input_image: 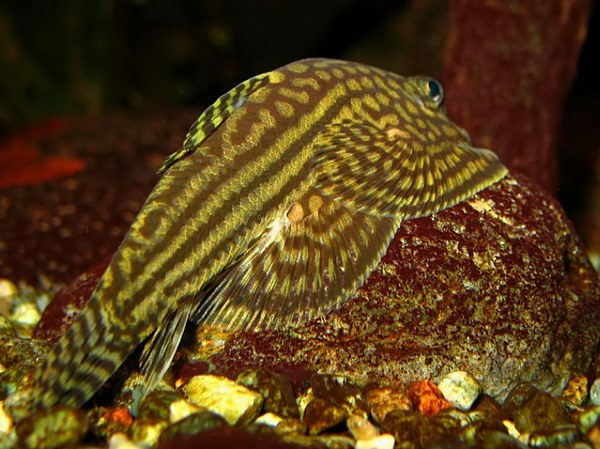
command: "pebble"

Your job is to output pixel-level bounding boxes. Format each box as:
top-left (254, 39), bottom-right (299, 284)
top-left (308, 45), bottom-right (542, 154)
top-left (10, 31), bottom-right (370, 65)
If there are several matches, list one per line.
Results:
top-left (138, 389), bottom-right (184, 421)
top-left (236, 367), bottom-right (299, 418)
top-left (0, 280), bottom-right (17, 316)
top-left (347, 414), bottom-right (379, 440)
top-left (528, 425), bottom-right (578, 448)
top-left (502, 382), bottom-right (540, 419)
top-left (437, 370), bottom-right (482, 411)
top-left (311, 374), bottom-right (368, 418)
top-left (88, 406), bottom-right (134, 439)
top-left (108, 432), bottom-right (143, 449)
top-left (355, 434), bottom-right (395, 449)
top-left (129, 419), bottom-right (168, 447)
top-left (406, 380), bottom-right (452, 416)
top-left (363, 386), bottom-right (412, 424)
top-left (304, 397), bottom-right (349, 435)
top-left (562, 373), bottom-right (588, 406)
top-left (0, 401), bottom-right (12, 434)
top-left (283, 434), bottom-right (329, 448)
top-left (169, 399), bottom-right (204, 423)
top-left (577, 405), bottom-right (600, 433)
top-left (381, 409), bottom-right (447, 448)
top-left (275, 416), bottom-right (306, 435)
top-left (513, 391), bottom-right (571, 433)
top-left (183, 374), bottom-right (263, 425)
top-left (254, 412), bottom-right (283, 428)
top-left (469, 394), bottom-right (504, 421)
top-left (297, 387), bottom-right (314, 420)
top-left (15, 405), bottom-right (88, 449)
top-left (589, 378), bottom-right (600, 406)
top-left (158, 409), bottom-right (227, 444)
top-left (314, 434), bottom-right (355, 449)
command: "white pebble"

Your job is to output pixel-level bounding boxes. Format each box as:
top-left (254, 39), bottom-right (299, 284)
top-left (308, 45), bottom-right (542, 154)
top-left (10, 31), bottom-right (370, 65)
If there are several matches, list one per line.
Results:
top-left (438, 371), bottom-right (482, 410)
top-left (355, 434), bottom-right (395, 449)
top-left (108, 433), bottom-right (143, 449)
top-left (589, 378), bottom-right (600, 405)
top-left (255, 412), bottom-right (284, 428)
top-left (347, 414), bottom-right (379, 440)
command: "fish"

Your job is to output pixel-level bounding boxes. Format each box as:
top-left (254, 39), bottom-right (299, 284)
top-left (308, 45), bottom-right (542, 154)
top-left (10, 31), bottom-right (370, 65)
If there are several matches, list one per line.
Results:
top-left (28, 58), bottom-right (508, 409)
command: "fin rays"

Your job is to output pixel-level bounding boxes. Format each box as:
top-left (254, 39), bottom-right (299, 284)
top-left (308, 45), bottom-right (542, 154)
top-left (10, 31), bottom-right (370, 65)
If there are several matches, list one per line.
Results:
top-left (191, 190), bottom-right (400, 332)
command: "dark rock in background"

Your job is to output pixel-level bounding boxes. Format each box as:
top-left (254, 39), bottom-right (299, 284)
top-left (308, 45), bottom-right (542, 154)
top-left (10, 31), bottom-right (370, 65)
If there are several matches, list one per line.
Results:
top-left (0, 111), bottom-right (199, 287)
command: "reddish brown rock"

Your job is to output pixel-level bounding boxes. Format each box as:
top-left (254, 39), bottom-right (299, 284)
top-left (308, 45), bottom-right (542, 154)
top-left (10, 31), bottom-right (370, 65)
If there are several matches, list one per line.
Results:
top-left (207, 172), bottom-right (600, 401)
top-left (443, 0), bottom-right (593, 192)
top-left (405, 380), bottom-right (452, 417)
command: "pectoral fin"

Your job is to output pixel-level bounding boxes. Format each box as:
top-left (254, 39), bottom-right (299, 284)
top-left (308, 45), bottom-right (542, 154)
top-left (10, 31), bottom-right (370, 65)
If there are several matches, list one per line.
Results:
top-left (191, 188), bottom-right (401, 331)
top-left (312, 120), bottom-right (508, 218)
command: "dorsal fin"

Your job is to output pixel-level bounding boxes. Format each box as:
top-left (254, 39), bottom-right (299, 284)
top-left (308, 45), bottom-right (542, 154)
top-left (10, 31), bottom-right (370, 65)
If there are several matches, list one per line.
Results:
top-left (158, 72), bottom-right (271, 174)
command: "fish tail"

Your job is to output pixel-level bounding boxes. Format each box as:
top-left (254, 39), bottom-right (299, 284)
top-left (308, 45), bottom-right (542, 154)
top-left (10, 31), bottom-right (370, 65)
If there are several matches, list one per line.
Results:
top-left (34, 292), bottom-right (145, 408)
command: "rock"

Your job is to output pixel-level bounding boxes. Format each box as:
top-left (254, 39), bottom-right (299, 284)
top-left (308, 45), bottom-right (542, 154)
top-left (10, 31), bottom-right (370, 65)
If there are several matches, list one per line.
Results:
top-left (158, 410), bottom-right (227, 445)
top-left (32, 257), bottom-right (110, 343)
top-left (310, 375), bottom-right (368, 418)
top-left (0, 112), bottom-right (200, 287)
top-left (88, 406), bottom-right (134, 441)
top-left (108, 432), bottom-right (144, 449)
top-left (406, 380), bottom-right (452, 416)
top-left (236, 368), bottom-right (299, 418)
top-left (363, 385), bottom-right (412, 425)
top-left (314, 434), bottom-right (355, 449)
top-left (512, 391), bottom-right (571, 434)
top-left (561, 373), bottom-right (588, 406)
top-left (138, 389), bottom-right (184, 421)
top-left (255, 412), bottom-right (284, 428)
top-left (130, 419), bottom-right (169, 448)
top-left (0, 401), bottom-right (13, 434)
top-left (182, 375), bottom-right (263, 425)
top-left (355, 434), bottom-right (395, 449)
top-left (276, 417), bottom-right (306, 435)
top-left (303, 398), bottom-right (348, 435)
top-left (208, 173), bottom-right (600, 401)
top-left (437, 371), bottom-right (482, 411)
top-left (589, 378), bottom-right (600, 406)
top-left (502, 382), bottom-right (541, 419)
top-left (347, 414), bottom-right (379, 440)
top-left (577, 406), bottom-right (600, 434)
top-left (381, 410), bottom-right (449, 449)
top-left (469, 394), bottom-right (504, 421)
top-left (15, 405), bottom-right (88, 449)
top-left (169, 399), bottom-right (204, 423)
top-left (528, 425), bottom-right (578, 448)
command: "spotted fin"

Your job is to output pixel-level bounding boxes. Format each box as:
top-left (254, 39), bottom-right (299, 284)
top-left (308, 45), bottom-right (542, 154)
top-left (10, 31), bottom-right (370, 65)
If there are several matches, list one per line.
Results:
top-left (313, 120), bottom-right (508, 219)
top-left (158, 72), bottom-right (271, 174)
top-left (191, 187), bottom-right (401, 331)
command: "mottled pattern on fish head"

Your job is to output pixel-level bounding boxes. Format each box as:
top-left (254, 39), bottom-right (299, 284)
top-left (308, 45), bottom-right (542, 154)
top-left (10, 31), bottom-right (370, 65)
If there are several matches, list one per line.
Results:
top-left (280, 60), bottom-right (508, 219)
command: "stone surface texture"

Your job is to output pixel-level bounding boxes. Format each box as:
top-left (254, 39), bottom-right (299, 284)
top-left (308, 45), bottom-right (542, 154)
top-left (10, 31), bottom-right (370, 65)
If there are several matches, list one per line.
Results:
top-left (207, 173), bottom-right (600, 401)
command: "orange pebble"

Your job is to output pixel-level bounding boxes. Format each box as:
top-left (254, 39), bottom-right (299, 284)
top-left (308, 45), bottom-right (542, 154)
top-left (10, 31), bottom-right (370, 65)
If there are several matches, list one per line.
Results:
top-left (406, 380), bottom-right (453, 416)
top-left (103, 407), bottom-right (134, 428)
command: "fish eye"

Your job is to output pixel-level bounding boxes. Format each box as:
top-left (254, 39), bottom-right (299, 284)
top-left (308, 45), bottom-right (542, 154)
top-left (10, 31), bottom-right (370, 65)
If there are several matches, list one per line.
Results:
top-left (426, 79), bottom-right (444, 107)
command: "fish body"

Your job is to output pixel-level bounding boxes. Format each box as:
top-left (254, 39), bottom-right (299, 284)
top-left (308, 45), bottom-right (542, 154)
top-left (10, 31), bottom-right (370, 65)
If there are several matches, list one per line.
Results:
top-left (30, 59), bottom-right (507, 408)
